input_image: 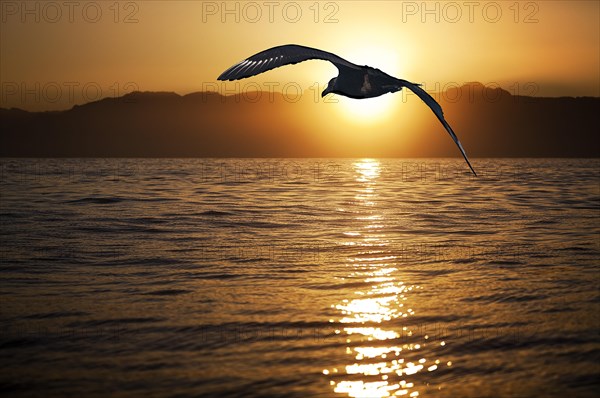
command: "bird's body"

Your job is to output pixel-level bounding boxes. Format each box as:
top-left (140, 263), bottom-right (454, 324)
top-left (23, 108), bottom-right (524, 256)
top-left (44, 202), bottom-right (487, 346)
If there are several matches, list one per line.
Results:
top-left (218, 44), bottom-right (477, 175)
top-left (330, 67), bottom-right (401, 99)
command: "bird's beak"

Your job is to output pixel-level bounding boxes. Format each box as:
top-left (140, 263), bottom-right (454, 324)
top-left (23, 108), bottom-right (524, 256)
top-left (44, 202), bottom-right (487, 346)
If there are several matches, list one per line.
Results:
top-left (321, 88), bottom-right (330, 98)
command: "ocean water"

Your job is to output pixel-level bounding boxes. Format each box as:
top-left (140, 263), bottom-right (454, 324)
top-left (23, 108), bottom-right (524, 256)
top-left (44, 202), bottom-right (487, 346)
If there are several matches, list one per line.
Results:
top-left (0, 158), bottom-right (598, 398)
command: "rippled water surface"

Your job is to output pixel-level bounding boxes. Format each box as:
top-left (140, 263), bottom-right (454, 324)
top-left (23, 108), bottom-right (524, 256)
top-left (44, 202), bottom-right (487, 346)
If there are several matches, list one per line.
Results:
top-left (1, 158), bottom-right (599, 397)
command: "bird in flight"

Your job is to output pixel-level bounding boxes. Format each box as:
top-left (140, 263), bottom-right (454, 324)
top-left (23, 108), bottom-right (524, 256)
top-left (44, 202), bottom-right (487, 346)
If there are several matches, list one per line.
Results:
top-left (218, 44), bottom-right (476, 176)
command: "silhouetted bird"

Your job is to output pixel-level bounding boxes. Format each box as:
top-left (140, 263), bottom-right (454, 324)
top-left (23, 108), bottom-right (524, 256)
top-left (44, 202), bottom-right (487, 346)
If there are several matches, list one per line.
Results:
top-left (218, 44), bottom-right (476, 176)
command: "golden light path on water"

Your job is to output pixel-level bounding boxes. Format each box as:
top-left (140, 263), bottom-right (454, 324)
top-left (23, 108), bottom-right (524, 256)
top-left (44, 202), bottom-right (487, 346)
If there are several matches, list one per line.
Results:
top-left (323, 159), bottom-right (451, 397)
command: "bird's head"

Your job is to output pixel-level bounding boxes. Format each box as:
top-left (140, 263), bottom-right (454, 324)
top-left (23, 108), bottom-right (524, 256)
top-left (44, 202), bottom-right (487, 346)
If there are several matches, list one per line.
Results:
top-left (321, 77), bottom-right (337, 97)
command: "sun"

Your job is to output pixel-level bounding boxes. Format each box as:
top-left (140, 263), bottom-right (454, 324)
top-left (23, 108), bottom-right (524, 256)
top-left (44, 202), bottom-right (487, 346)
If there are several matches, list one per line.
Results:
top-left (334, 94), bottom-right (397, 123)
top-left (331, 46), bottom-right (402, 123)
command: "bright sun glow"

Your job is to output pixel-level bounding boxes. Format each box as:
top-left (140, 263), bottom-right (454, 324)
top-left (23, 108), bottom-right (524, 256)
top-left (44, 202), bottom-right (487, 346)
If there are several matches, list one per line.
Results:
top-left (336, 95), bottom-right (397, 123)
top-left (334, 46), bottom-right (402, 123)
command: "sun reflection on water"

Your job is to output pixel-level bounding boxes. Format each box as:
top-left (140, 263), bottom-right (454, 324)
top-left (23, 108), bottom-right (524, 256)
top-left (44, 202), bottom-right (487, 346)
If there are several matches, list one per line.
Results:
top-left (324, 159), bottom-right (450, 398)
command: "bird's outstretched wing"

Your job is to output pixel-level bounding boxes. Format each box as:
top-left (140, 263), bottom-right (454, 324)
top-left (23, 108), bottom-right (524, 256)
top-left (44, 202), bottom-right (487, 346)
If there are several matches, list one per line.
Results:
top-left (398, 79), bottom-right (477, 176)
top-left (218, 44), bottom-right (359, 81)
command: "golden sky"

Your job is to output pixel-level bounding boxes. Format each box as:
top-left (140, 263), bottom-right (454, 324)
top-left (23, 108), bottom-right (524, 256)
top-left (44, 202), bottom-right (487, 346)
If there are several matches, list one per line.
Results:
top-left (1, 1), bottom-right (599, 111)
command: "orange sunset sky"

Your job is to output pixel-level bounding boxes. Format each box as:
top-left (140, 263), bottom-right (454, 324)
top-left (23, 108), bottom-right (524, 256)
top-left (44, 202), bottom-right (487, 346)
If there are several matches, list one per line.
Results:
top-left (1, 0), bottom-right (599, 112)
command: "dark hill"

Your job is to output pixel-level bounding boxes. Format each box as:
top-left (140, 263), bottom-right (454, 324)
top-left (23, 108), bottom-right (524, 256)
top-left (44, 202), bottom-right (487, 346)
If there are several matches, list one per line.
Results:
top-left (1, 85), bottom-right (598, 157)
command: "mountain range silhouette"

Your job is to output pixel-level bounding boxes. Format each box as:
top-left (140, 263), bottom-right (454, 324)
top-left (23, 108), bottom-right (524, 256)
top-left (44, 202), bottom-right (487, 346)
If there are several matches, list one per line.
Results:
top-left (1, 82), bottom-right (598, 157)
